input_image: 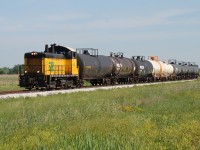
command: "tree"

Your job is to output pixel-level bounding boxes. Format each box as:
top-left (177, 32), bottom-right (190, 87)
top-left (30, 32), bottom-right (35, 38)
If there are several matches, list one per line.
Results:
top-left (0, 65), bottom-right (19, 74)
top-left (0, 69), bottom-right (4, 74)
top-left (8, 65), bottom-right (18, 74)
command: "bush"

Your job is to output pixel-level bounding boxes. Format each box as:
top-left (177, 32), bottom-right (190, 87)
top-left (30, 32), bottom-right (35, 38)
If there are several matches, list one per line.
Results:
top-left (0, 65), bottom-right (18, 74)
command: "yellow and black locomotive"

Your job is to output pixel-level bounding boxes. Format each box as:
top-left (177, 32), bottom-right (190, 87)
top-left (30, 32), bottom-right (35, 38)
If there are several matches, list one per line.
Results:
top-left (19, 44), bottom-right (79, 90)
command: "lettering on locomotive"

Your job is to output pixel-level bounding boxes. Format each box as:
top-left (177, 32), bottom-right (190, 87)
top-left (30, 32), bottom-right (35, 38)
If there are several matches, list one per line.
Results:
top-left (48, 62), bottom-right (54, 71)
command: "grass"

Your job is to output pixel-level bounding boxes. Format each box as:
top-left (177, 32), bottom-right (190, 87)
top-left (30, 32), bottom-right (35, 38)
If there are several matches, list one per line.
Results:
top-left (0, 74), bottom-right (21, 91)
top-left (0, 79), bottom-right (200, 149)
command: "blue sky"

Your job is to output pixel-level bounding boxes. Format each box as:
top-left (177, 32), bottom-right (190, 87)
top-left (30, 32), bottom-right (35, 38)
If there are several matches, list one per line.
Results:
top-left (0, 0), bottom-right (200, 67)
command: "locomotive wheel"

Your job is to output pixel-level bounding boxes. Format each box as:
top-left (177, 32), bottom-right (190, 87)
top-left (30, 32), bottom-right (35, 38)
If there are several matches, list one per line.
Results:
top-left (28, 86), bottom-right (32, 90)
top-left (135, 79), bottom-right (139, 84)
top-left (46, 85), bottom-right (51, 91)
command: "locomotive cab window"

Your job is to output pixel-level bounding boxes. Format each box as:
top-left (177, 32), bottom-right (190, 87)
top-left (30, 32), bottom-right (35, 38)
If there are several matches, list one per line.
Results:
top-left (65, 51), bottom-right (72, 58)
top-left (72, 52), bottom-right (77, 58)
top-left (64, 51), bottom-right (77, 59)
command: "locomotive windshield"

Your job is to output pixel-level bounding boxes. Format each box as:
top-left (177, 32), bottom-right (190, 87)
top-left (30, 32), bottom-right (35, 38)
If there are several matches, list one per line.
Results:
top-left (45, 44), bottom-right (77, 59)
top-left (24, 57), bottom-right (42, 74)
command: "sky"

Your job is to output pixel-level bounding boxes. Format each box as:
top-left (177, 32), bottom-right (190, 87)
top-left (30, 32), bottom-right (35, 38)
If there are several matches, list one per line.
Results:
top-left (0, 0), bottom-right (200, 67)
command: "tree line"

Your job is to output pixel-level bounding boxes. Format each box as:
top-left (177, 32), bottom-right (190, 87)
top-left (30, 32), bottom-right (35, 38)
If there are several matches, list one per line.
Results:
top-left (0, 65), bottom-right (18, 74)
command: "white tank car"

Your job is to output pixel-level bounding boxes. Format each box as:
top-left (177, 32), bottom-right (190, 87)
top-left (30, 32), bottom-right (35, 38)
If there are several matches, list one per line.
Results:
top-left (161, 61), bottom-right (174, 78)
top-left (147, 56), bottom-right (161, 78)
top-left (148, 56), bottom-right (174, 80)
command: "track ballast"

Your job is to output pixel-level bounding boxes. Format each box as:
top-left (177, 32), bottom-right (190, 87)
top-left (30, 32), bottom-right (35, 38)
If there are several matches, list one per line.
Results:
top-left (0, 80), bottom-right (195, 100)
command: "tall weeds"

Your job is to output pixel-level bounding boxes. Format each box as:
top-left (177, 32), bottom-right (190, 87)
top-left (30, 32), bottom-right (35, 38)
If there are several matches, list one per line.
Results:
top-left (0, 80), bottom-right (200, 149)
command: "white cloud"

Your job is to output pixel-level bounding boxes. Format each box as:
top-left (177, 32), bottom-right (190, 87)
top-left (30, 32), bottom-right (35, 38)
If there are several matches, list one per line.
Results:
top-left (0, 8), bottom-right (199, 33)
top-left (74, 9), bottom-right (198, 30)
top-left (156, 9), bottom-right (198, 19)
top-left (47, 8), bottom-right (198, 31)
top-left (46, 14), bottom-right (91, 21)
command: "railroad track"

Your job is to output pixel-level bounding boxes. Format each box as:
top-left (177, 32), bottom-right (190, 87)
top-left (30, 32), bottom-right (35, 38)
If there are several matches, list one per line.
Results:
top-left (0, 90), bottom-right (34, 95)
top-left (0, 80), bottom-right (196, 100)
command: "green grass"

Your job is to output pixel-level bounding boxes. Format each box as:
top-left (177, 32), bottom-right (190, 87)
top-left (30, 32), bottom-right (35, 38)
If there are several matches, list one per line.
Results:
top-left (0, 75), bottom-right (21, 91)
top-left (0, 80), bottom-right (200, 149)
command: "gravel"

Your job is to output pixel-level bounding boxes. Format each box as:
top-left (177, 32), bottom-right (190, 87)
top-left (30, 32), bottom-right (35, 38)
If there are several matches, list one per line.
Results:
top-left (0, 80), bottom-right (194, 100)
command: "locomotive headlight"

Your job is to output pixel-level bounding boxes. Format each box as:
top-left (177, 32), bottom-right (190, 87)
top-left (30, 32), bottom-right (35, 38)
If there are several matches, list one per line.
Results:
top-left (25, 71), bottom-right (27, 73)
top-left (37, 71), bottom-right (40, 73)
top-left (31, 52), bottom-right (37, 55)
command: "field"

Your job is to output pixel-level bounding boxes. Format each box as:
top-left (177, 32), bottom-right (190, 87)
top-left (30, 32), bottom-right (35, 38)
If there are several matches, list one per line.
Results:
top-left (0, 78), bottom-right (200, 149)
top-left (0, 75), bottom-right (21, 91)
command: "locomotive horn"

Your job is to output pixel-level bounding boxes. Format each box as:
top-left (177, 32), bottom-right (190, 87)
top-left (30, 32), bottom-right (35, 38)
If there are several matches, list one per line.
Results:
top-left (45, 44), bottom-right (49, 53)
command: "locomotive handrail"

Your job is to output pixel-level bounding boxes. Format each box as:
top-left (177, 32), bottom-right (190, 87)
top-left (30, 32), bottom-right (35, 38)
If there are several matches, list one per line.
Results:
top-left (18, 65), bottom-right (73, 75)
top-left (46, 65), bottom-right (72, 75)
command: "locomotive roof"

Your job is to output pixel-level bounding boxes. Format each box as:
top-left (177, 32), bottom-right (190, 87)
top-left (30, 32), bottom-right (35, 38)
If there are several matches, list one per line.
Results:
top-left (24, 52), bottom-right (66, 59)
top-left (52, 45), bottom-right (76, 52)
top-left (24, 45), bottom-right (76, 59)
top-left (45, 45), bottom-right (76, 53)
top-left (65, 46), bottom-right (76, 52)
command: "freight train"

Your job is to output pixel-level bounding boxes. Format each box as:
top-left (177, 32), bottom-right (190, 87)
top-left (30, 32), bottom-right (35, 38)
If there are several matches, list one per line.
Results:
top-left (19, 44), bottom-right (199, 90)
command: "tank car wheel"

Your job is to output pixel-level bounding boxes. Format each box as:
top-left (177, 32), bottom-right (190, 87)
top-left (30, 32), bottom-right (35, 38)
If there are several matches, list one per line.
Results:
top-left (104, 79), bottom-right (111, 86)
top-left (46, 85), bottom-right (51, 91)
top-left (135, 79), bottom-right (139, 84)
top-left (63, 85), bottom-right (69, 89)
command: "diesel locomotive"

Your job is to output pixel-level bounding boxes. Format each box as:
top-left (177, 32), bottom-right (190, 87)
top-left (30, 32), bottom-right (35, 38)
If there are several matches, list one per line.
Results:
top-left (19, 44), bottom-right (199, 90)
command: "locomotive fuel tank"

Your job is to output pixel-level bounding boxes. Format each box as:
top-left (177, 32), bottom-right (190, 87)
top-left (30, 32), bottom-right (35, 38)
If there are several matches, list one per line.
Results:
top-left (109, 52), bottom-right (135, 77)
top-left (132, 56), bottom-right (153, 77)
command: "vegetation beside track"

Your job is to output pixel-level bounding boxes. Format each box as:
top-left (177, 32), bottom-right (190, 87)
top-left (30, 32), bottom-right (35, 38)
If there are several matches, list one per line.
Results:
top-left (0, 79), bottom-right (200, 149)
top-left (0, 75), bottom-right (21, 91)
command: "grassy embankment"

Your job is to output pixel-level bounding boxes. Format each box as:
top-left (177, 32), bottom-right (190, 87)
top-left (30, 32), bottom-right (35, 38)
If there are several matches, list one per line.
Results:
top-left (0, 79), bottom-right (200, 149)
top-left (0, 75), bottom-right (21, 91)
